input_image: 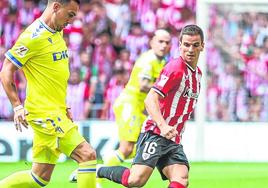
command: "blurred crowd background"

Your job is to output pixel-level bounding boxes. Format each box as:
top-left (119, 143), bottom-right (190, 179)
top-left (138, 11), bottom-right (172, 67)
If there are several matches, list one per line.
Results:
top-left (0, 0), bottom-right (267, 122)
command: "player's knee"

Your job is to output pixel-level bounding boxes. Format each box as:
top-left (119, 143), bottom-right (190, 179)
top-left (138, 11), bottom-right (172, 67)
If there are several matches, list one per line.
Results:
top-left (119, 142), bottom-right (135, 157)
top-left (181, 175), bottom-right (189, 187)
top-left (128, 174), bottom-right (147, 187)
top-left (121, 147), bottom-right (133, 157)
top-left (183, 178), bottom-right (189, 187)
top-left (73, 142), bottom-right (96, 162)
top-left (81, 148), bottom-right (96, 162)
top-left (171, 177), bottom-right (188, 188)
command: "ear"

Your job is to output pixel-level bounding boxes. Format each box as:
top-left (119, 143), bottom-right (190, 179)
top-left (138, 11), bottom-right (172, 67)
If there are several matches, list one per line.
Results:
top-left (52, 2), bottom-right (61, 13)
top-left (200, 42), bottom-right (205, 51)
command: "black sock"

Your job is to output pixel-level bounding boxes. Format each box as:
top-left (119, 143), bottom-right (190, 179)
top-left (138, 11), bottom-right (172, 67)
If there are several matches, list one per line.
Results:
top-left (97, 166), bottom-right (128, 184)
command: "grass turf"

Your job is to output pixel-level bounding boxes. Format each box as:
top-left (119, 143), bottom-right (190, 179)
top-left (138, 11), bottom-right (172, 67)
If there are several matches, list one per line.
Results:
top-left (1, 161), bottom-right (268, 188)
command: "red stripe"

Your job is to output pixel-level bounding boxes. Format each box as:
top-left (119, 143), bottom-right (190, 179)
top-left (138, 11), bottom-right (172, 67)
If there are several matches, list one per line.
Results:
top-left (168, 181), bottom-right (185, 188)
top-left (121, 169), bottom-right (130, 187)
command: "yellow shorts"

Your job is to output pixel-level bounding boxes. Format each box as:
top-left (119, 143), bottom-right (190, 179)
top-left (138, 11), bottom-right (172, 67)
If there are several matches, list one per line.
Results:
top-left (113, 95), bottom-right (146, 142)
top-left (29, 114), bottom-right (85, 164)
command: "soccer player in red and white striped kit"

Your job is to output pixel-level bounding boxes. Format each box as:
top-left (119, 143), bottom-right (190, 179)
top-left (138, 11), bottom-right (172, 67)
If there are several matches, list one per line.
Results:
top-left (97, 24), bottom-right (204, 188)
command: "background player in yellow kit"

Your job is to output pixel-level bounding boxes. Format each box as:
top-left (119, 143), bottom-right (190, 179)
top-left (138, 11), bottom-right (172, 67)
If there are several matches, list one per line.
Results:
top-left (0, 0), bottom-right (96, 187)
top-left (109, 29), bottom-right (171, 166)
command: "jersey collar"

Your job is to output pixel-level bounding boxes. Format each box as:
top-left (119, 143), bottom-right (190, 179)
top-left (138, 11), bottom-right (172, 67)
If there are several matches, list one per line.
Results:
top-left (38, 19), bottom-right (56, 34)
top-left (180, 56), bottom-right (196, 72)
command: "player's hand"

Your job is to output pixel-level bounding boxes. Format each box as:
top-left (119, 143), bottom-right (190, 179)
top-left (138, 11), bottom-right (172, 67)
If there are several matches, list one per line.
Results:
top-left (160, 125), bottom-right (178, 140)
top-left (13, 105), bottom-right (29, 132)
top-left (66, 107), bottom-right (73, 122)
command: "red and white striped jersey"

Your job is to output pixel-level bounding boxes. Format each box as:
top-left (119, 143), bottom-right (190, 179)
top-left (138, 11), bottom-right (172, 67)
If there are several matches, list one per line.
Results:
top-left (141, 56), bottom-right (202, 144)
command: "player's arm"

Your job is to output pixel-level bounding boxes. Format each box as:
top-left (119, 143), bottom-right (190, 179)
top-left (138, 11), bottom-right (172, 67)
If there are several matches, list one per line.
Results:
top-left (139, 76), bottom-right (153, 93)
top-left (0, 58), bottom-right (28, 131)
top-left (144, 89), bottom-right (177, 139)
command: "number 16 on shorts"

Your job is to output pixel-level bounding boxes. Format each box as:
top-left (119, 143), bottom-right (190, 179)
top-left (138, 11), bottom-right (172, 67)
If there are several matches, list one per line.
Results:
top-left (142, 142), bottom-right (157, 160)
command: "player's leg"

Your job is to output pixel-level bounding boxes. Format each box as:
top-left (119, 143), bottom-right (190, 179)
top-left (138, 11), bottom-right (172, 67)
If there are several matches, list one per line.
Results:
top-left (71, 142), bottom-right (97, 188)
top-left (59, 126), bottom-right (96, 188)
top-left (98, 132), bottom-right (159, 187)
top-left (97, 164), bottom-right (153, 187)
top-left (157, 143), bottom-right (189, 188)
top-left (103, 140), bottom-right (135, 166)
top-left (0, 165), bottom-right (51, 188)
top-left (163, 164), bottom-right (189, 188)
top-left (0, 121), bottom-right (59, 188)
top-left (104, 98), bottom-right (144, 165)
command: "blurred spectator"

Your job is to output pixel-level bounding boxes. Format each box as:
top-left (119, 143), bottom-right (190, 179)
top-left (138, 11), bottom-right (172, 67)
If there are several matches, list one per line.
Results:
top-left (2, 6), bottom-right (21, 48)
top-left (89, 72), bottom-right (106, 118)
top-left (92, 31), bottom-right (117, 81)
top-left (125, 23), bottom-right (149, 61)
top-left (206, 74), bottom-right (221, 121)
top-left (79, 50), bottom-right (92, 83)
top-left (0, 45), bottom-right (13, 120)
top-left (100, 65), bottom-right (127, 120)
top-left (19, 0), bottom-right (41, 28)
top-left (0, 82), bottom-right (13, 120)
top-left (104, 0), bottom-right (131, 39)
top-left (114, 49), bottom-right (132, 77)
top-left (67, 68), bottom-right (91, 121)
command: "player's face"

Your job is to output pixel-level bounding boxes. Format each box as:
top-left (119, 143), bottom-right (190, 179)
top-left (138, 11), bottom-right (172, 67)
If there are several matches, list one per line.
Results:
top-left (53, 1), bottom-right (79, 31)
top-left (179, 34), bottom-right (204, 65)
top-left (151, 35), bottom-right (171, 58)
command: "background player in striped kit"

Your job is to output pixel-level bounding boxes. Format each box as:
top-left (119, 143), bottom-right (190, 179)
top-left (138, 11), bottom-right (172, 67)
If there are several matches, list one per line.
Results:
top-left (97, 24), bottom-right (204, 188)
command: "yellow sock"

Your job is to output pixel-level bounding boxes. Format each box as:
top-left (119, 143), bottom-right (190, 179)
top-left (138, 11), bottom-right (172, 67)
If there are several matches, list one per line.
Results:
top-left (104, 150), bottom-right (125, 166)
top-left (0, 170), bottom-right (48, 188)
top-left (77, 160), bottom-right (96, 188)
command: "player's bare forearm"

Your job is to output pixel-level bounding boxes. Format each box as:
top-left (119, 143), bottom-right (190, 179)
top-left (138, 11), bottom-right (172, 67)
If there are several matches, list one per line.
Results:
top-left (144, 89), bottom-right (166, 127)
top-left (145, 89), bottom-right (177, 139)
top-left (0, 58), bottom-right (21, 107)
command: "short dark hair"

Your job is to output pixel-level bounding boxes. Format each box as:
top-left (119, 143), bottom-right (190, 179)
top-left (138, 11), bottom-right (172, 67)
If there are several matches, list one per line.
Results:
top-left (179, 25), bottom-right (204, 43)
top-left (48, 0), bottom-right (80, 5)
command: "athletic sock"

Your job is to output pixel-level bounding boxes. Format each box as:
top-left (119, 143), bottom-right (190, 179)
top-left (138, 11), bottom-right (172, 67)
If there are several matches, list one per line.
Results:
top-left (103, 149), bottom-right (125, 166)
top-left (0, 170), bottom-right (48, 188)
top-left (77, 160), bottom-right (96, 188)
top-left (168, 181), bottom-right (186, 188)
top-left (97, 166), bottom-right (130, 187)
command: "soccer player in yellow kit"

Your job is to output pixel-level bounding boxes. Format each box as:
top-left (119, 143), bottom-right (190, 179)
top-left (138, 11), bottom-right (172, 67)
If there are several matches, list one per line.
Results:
top-left (110, 29), bottom-right (171, 165)
top-left (0, 1), bottom-right (96, 188)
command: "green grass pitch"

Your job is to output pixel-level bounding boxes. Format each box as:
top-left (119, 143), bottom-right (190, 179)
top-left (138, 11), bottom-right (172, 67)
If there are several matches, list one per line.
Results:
top-left (1, 161), bottom-right (268, 188)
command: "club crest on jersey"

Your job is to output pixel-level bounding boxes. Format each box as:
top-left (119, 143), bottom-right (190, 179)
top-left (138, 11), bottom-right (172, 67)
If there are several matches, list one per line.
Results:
top-left (142, 153), bottom-right (150, 160)
top-left (15, 45), bottom-right (29, 57)
top-left (183, 87), bottom-right (199, 99)
top-left (157, 75), bottom-right (169, 87)
top-left (52, 50), bottom-right (68, 61)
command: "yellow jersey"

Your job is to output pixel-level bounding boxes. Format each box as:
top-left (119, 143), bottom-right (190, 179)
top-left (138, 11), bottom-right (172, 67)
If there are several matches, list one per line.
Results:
top-left (124, 50), bottom-right (166, 100)
top-left (5, 19), bottom-right (69, 118)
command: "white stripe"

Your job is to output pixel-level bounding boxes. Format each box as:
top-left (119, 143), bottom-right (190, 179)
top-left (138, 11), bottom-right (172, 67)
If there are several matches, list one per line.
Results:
top-left (192, 70), bottom-right (200, 108)
top-left (166, 73), bottom-right (186, 125)
top-left (174, 69), bottom-right (192, 131)
top-left (152, 87), bottom-right (165, 97)
top-left (183, 69), bottom-right (192, 115)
